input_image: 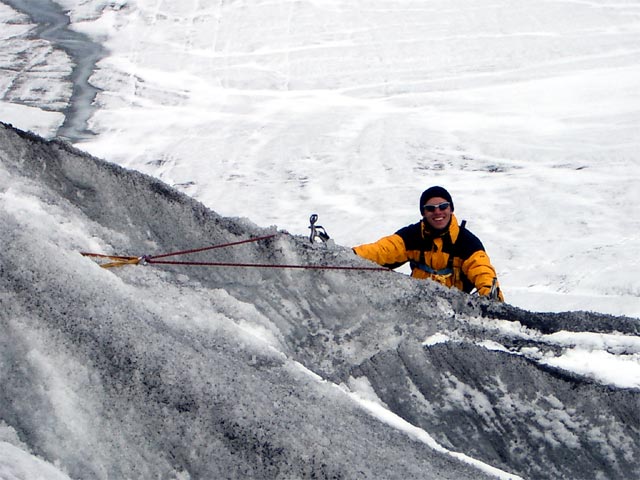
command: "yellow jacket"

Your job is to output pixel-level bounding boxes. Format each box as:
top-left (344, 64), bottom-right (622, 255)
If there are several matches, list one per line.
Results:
top-left (353, 214), bottom-right (504, 301)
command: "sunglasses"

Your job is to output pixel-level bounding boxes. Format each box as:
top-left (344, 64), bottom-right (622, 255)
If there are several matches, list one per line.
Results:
top-left (423, 202), bottom-right (451, 212)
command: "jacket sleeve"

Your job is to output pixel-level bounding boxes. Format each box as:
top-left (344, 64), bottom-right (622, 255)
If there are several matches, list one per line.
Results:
top-left (353, 234), bottom-right (409, 268)
top-left (461, 250), bottom-right (504, 301)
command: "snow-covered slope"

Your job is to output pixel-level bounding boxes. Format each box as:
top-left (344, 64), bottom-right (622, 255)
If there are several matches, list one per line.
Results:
top-left (1, 0), bottom-right (639, 317)
top-left (2, 123), bottom-right (639, 479)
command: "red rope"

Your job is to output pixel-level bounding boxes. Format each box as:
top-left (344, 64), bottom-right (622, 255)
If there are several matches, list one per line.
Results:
top-left (149, 233), bottom-right (279, 260)
top-left (146, 259), bottom-right (388, 271)
top-left (82, 232), bottom-right (389, 272)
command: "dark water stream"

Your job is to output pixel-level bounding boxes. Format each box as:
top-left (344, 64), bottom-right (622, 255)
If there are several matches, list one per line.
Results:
top-left (3, 0), bottom-right (106, 142)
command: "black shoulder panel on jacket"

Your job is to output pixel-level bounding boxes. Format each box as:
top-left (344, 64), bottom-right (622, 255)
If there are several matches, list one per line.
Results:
top-left (455, 227), bottom-right (485, 259)
top-left (395, 222), bottom-right (425, 251)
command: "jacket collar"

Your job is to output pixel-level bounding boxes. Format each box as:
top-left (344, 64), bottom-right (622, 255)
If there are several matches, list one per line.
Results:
top-left (421, 213), bottom-right (460, 242)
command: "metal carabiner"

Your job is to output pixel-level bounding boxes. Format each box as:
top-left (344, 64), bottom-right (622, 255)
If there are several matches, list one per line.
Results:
top-left (309, 214), bottom-right (330, 243)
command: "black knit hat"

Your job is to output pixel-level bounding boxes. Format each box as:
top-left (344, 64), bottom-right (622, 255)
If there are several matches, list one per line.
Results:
top-left (419, 186), bottom-right (454, 213)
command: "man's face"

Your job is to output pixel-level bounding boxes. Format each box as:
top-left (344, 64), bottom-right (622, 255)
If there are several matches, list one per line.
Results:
top-left (422, 196), bottom-right (452, 231)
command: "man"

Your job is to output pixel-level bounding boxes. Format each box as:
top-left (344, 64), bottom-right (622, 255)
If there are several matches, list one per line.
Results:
top-left (353, 186), bottom-right (504, 301)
